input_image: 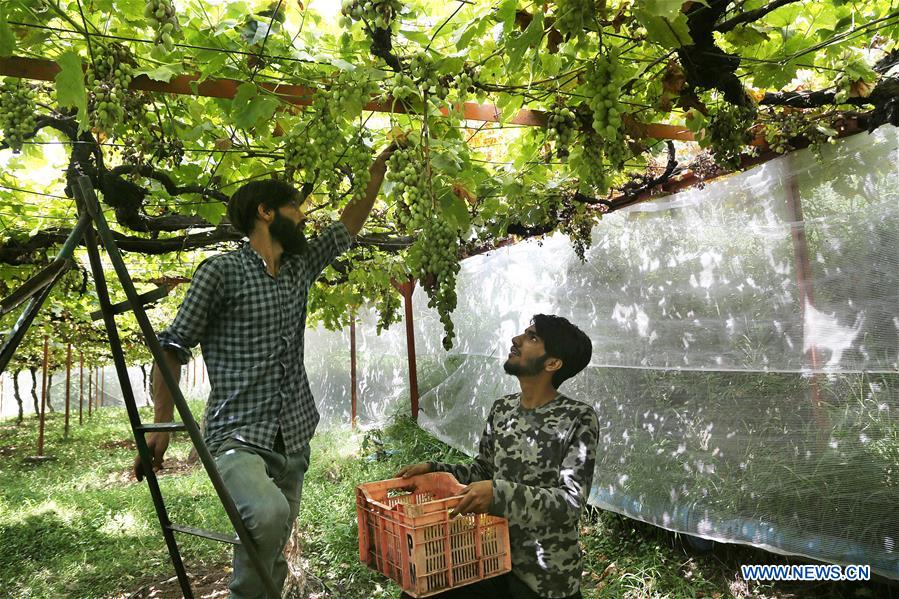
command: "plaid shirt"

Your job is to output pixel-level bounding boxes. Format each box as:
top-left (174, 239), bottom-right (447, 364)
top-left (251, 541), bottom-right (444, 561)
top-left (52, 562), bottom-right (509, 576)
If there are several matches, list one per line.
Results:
top-left (157, 222), bottom-right (353, 455)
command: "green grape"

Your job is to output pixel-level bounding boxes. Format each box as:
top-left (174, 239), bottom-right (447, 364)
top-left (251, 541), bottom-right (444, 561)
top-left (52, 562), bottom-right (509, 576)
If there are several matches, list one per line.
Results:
top-left (332, 129), bottom-right (373, 203)
top-left (341, 0), bottom-right (403, 30)
top-left (554, 0), bottom-right (595, 38)
top-left (760, 109), bottom-right (834, 159)
top-left (0, 79), bottom-right (38, 153)
top-left (86, 44), bottom-right (136, 136)
top-left (546, 102), bottom-right (577, 160)
top-left (584, 53), bottom-right (629, 171)
top-left (284, 72), bottom-right (378, 187)
top-left (144, 0), bottom-right (181, 52)
top-left (707, 104), bottom-right (756, 169)
top-left (450, 64), bottom-right (480, 103)
top-left (386, 145), bottom-right (460, 348)
top-left (389, 72), bottom-right (418, 102)
top-left (571, 131), bottom-right (609, 195)
top-left (408, 216), bottom-right (460, 349)
top-left (408, 52), bottom-right (449, 103)
top-left (284, 95), bottom-right (343, 180)
top-left (386, 146), bottom-right (428, 230)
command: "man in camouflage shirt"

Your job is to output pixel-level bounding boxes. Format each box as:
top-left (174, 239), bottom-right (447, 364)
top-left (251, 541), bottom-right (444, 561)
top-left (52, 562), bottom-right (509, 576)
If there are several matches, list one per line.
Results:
top-left (398, 314), bottom-right (598, 599)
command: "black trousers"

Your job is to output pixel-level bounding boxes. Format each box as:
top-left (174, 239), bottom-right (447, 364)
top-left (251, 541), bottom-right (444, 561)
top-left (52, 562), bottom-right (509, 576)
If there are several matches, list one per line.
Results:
top-left (399, 573), bottom-right (583, 599)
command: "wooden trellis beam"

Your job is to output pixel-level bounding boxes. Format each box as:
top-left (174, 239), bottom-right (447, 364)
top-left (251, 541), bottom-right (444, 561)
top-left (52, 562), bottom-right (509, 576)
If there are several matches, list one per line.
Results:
top-left (0, 55), bottom-right (694, 141)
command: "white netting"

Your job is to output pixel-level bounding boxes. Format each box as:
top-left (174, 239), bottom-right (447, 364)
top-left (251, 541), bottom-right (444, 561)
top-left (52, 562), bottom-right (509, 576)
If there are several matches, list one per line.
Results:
top-left (408, 128), bottom-right (899, 578)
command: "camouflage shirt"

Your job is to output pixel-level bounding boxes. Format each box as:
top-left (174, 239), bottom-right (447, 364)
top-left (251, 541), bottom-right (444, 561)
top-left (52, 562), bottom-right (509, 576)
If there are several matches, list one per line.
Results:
top-left (431, 393), bottom-right (599, 598)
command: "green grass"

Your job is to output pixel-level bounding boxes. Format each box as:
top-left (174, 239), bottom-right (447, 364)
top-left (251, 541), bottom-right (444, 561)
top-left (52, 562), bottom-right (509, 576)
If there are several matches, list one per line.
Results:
top-left (1, 406), bottom-right (896, 598)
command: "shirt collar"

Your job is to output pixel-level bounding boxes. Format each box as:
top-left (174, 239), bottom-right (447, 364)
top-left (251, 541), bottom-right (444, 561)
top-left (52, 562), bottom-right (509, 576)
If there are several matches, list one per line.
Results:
top-left (240, 242), bottom-right (296, 276)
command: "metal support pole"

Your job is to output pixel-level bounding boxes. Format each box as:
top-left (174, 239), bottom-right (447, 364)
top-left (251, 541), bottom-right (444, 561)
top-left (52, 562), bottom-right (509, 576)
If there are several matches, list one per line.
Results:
top-left (392, 279), bottom-right (420, 421)
top-left (350, 313), bottom-right (357, 429)
top-left (786, 158), bottom-right (831, 443)
top-left (37, 335), bottom-right (49, 456)
top-left (88, 365), bottom-right (93, 418)
top-left (79, 352), bottom-right (84, 425)
top-left (65, 343), bottom-right (71, 438)
top-left (99, 364), bottom-right (105, 408)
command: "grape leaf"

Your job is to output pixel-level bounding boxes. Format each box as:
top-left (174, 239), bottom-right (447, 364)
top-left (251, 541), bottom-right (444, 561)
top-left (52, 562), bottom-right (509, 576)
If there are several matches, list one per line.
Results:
top-left (54, 51), bottom-right (88, 132)
top-left (135, 63), bottom-right (182, 83)
top-left (638, 0), bottom-right (686, 19)
top-left (635, 10), bottom-right (693, 49)
top-left (0, 9), bottom-right (15, 56)
top-left (232, 83), bottom-right (279, 130)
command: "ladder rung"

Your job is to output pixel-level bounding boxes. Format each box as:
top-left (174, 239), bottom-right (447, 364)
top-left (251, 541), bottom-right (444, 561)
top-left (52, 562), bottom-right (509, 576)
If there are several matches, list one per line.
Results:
top-left (168, 523), bottom-right (241, 545)
top-left (90, 285), bottom-right (170, 321)
top-left (136, 422), bottom-right (187, 433)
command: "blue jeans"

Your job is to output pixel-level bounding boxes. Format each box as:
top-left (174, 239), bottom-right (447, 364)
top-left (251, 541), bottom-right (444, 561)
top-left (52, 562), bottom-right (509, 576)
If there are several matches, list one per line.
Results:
top-left (214, 436), bottom-right (310, 599)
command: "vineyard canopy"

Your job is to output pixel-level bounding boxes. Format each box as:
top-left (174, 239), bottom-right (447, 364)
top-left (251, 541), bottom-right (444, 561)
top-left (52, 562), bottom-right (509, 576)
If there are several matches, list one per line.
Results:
top-left (0, 0), bottom-right (897, 348)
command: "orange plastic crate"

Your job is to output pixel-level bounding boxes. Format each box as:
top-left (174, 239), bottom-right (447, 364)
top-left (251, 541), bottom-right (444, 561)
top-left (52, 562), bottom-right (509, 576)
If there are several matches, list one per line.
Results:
top-left (356, 472), bottom-right (512, 598)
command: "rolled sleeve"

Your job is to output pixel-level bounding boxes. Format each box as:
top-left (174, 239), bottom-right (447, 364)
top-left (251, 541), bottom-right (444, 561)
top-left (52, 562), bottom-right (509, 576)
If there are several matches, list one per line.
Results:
top-left (157, 258), bottom-right (225, 365)
top-left (303, 221), bottom-right (353, 284)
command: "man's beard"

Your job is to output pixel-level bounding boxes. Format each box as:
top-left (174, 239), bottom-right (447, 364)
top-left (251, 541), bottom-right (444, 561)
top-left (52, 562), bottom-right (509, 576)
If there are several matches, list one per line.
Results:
top-left (269, 211), bottom-right (308, 255)
top-left (503, 352), bottom-right (550, 377)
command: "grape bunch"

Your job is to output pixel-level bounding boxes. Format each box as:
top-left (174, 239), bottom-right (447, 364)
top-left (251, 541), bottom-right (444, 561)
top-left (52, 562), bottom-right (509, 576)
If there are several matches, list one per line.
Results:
top-left (554, 0), bottom-right (595, 38)
top-left (760, 109), bottom-right (835, 156)
top-left (336, 131), bottom-right (373, 203)
top-left (386, 146), bottom-right (428, 229)
top-left (0, 79), bottom-right (38, 153)
top-left (144, 0), bottom-right (181, 52)
top-left (707, 104), bottom-right (756, 169)
top-left (546, 103), bottom-right (577, 159)
top-left (584, 55), bottom-right (629, 169)
top-left (388, 72), bottom-right (418, 102)
top-left (409, 217), bottom-right (460, 349)
top-left (284, 96), bottom-right (343, 180)
top-left (409, 53), bottom-right (449, 101)
top-left (571, 131), bottom-right (609, 195)
top-left (450, 64), bottom-right (482, 103)
top-left (386, 146), bottom-right (460, 349)
top-left (124, 126), bottom-right (185, 166)
top-left (340, 0), bottom-right (403, 29)
top-left (332, 70), bottom-right (380, 117)
top-left (87, 44), bottom-right (135, 134)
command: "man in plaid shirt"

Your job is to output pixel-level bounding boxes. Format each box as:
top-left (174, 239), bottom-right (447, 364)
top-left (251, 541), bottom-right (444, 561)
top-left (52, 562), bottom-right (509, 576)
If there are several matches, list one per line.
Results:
top-left (133, 144), bottom-right (396, 598)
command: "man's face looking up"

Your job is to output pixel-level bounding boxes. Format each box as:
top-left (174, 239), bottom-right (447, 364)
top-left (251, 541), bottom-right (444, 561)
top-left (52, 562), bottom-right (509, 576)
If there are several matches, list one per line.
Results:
top-left (503, 325), bottom-right (551, 377)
